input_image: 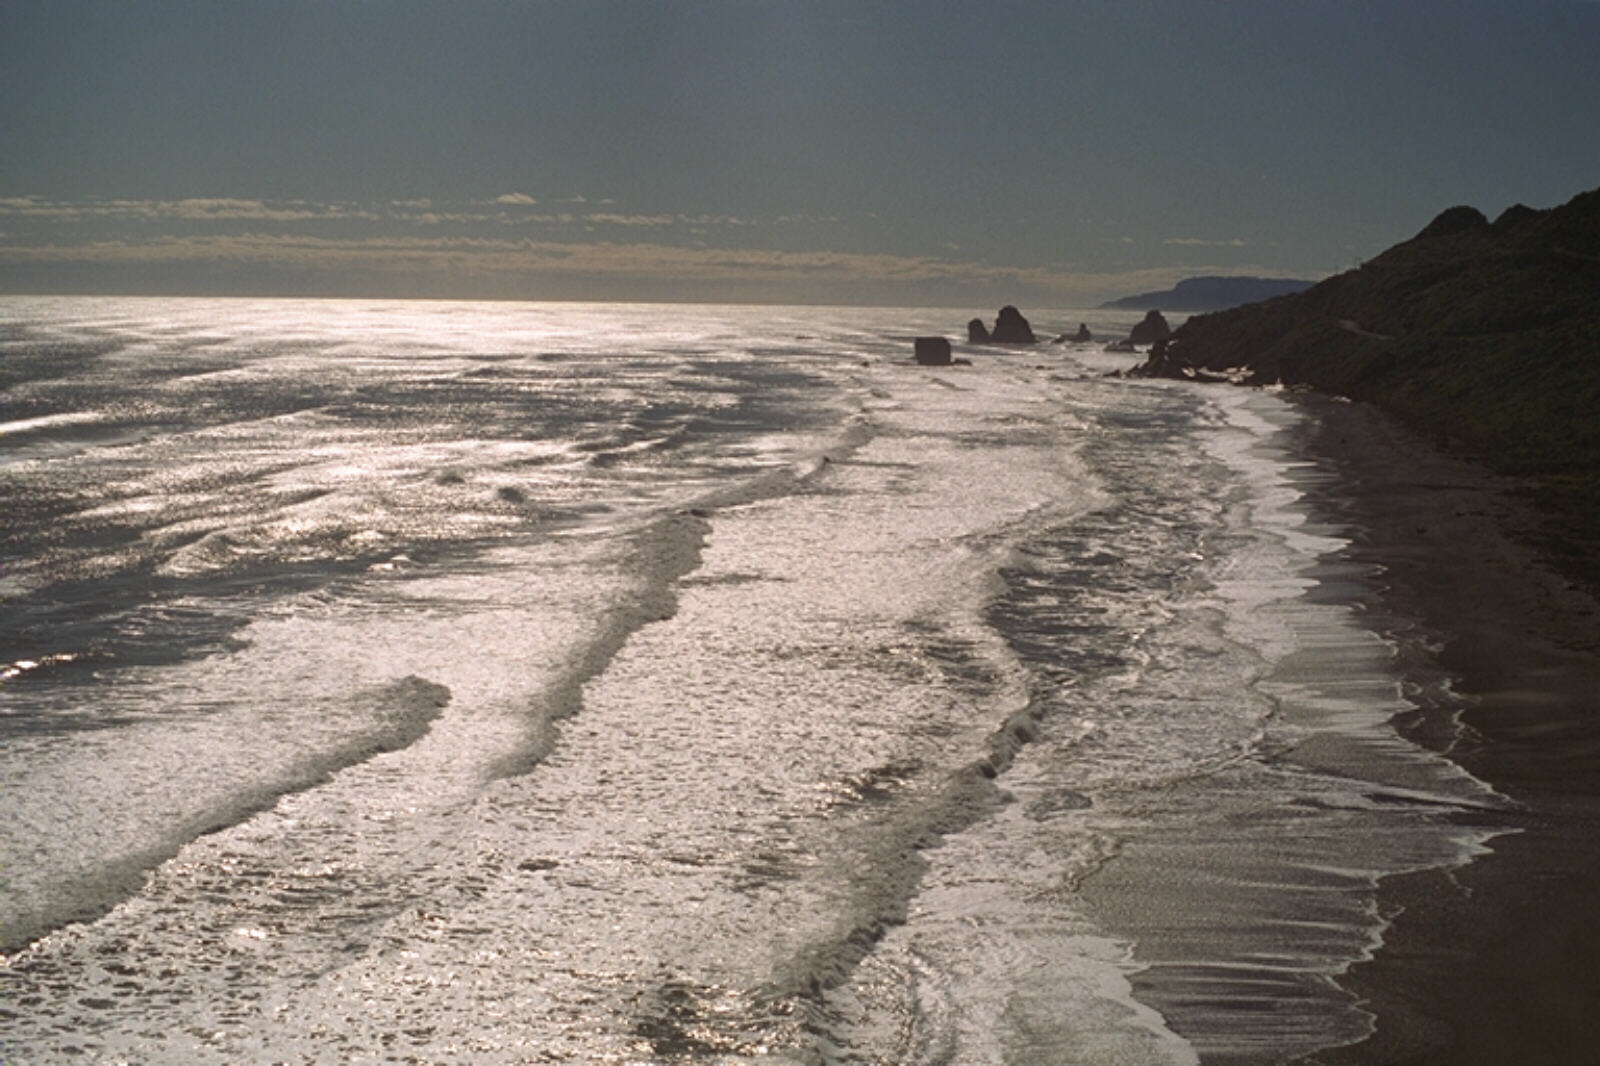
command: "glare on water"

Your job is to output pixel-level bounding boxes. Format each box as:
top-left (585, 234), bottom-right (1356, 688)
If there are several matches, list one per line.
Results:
top-left (0, 297), bottom-right (1503, 1064)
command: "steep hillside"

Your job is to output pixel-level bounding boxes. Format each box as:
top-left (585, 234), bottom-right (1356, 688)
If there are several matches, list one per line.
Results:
top-left (1134, 187), bottom-right (1600, 587)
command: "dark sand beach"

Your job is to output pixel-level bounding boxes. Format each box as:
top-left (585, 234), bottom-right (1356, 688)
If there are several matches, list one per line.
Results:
top-left (1289, 395), bottom-right (1600, 1065)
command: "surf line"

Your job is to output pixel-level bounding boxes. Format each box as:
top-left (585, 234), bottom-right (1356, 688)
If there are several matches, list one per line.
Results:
top-left (486, 415), bottom-right (879, 781)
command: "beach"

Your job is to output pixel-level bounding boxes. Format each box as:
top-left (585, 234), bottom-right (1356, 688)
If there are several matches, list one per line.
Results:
top-left (1286, 395), bottom-right (1600, 1064)
top-left (5, 297), bottom-right (1593, 1062)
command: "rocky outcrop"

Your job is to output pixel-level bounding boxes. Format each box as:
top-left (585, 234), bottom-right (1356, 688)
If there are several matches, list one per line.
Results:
top-left (1055, 323), bottom-right (1093, 343)
top-left (967, 307), bottom-right (1037, 345)
top-left (1128, 309), bottom-right (1170, 345)
top-left (914, 336), bottom-right (953, 366)
top-left (1124, 338), bottom-right (1230, 383)
top-left (990, 305), bottom-right (1037, 344)
top-left (1128, 338), bottom-right (1181, 378)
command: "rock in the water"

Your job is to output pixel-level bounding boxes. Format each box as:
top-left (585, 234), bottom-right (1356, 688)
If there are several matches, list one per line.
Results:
top-left (968, 318), bottom-right (991, 344)
top-left (1128, 309), bottom-right (1171, 345)
top-left (1055, 322), bottom-right (1092, 343)
top-left (1129, 337), bottom-right (1183, 378)
top-left (914, 336), bottom-right (953, 366)
top-left (1125, 337), bottom-right (1233, 383)
top-left (989, 305), bottom-right (1037, 344)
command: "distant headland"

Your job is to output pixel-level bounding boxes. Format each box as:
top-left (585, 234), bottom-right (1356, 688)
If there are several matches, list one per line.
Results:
top-left (1100, 275), bottom-right (1315, 312)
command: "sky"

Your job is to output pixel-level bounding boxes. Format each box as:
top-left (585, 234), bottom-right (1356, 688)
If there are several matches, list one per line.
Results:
top-left (3, 0), bottom-right (1599, 307)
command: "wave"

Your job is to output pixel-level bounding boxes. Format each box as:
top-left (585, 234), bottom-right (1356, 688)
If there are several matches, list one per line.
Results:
top-left (0, 675), bottom-right (449, 953)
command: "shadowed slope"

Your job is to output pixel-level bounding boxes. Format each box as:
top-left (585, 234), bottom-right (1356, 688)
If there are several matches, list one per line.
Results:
top-left (1133, 186), bottom-right (1600, 590)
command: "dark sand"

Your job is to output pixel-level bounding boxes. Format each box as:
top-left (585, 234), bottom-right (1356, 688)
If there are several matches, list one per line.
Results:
top-left (1287, 395), bottom-right (1600, 1065)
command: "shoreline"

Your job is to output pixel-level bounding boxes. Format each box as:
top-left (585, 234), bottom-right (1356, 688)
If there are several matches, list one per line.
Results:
top-left (1285, 394), bottom-right (1600, 1064)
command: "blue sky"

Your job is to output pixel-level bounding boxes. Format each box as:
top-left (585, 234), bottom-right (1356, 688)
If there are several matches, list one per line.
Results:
top-left (3, 0), bottom-right (1598, 305)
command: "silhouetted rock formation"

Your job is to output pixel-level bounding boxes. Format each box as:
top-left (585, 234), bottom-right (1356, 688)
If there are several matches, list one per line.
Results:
top-left (1128, 310), bottom-right (1171, 345)
top-left (1101, 275), bottom-right (1315, 312)
top-left (1135, 338), bottom-right (1181, 377)
top-left (914, 336), bottom-right (953, 366)
top-left (1125, 338), bottom-right (1231, 383)
top-left (990, 306), bottom-right (1037, 344)
top-left (1126, 184), bottom-right (1600, 590)
top-left (1056, 323), bottom-right (1093, 343)
top-left (967, 307), bottom-right (1037, 345)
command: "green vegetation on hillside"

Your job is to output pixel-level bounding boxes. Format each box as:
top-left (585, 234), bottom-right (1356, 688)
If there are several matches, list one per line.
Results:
top-left (1137, 187), bottom-right (1600, 589)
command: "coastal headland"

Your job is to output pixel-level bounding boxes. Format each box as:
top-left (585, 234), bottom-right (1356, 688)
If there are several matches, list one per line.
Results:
top-left (1131, 185), bottom-right (1600, 594)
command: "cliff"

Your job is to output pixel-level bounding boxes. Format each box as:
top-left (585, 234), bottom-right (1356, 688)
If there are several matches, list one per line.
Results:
top-left (1132, 187), bottom-right (1600, 588)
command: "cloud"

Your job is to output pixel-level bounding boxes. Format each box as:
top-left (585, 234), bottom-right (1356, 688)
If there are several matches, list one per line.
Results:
top-left (162, 199), bottom-right (341, 221)
top-left (1, 195), bottom-right (1257, 302)
top-left (2, 197), bottom-right (770, 235)
top-left (573, 212), bottom-right (754, 229)
top-left (0, 197), bottom-right (371, 223)
top-left (0, 228), bottom-right (1224, 302)
top-left (1162, 237), bottom-right (1249, 248)
top-left (578, 213), bottom-right (678, 227)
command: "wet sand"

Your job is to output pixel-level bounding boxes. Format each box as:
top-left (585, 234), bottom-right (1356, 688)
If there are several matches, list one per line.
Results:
top-left (1287, 395), bottom-right (1600, 1065)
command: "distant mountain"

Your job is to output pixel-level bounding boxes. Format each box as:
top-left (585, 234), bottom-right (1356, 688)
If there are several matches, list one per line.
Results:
top-left (1130, 186), bottom-right (1600, 589)
top-left (1100, 275), bottom-right (1315, 312)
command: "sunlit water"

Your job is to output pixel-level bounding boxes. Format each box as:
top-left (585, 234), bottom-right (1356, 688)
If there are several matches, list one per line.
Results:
top-left (1, 297), bottom-right (1507, 1064)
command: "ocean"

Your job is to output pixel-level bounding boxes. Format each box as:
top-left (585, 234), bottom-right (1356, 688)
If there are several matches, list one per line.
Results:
top-left (1, 297), bottom-right (1508, 1064)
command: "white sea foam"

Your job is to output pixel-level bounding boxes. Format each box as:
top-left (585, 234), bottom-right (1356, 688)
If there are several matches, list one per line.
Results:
top-left (0, 409), bottom-right (104, 437)
top-left (0, 298), bottom-right (1505, 1064)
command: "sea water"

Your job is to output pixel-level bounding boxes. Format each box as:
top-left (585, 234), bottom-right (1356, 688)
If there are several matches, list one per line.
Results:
top-left (0, 297), bottom-right (1506, 1064)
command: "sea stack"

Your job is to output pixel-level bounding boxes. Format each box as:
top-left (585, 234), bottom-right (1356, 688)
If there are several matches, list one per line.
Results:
top-left (1129, 309), bottom-right (1171, 345)
top-left (968, 318), bottom-right (991, 343)
top-left (989, 305), bottom-right (1037, 344)
top-left (914, 336), bottom-right (953, 366)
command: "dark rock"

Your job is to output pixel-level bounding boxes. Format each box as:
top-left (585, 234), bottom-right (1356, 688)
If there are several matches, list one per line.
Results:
top-left (1054, 323), bottom-right (1093, 343)
top-left (913, 336), bottom-right (953, 366)
top-left (989, 305), bottom-right (1037, 344)
top-left (1128, 309), bottom-right (1171, 345)
top-left (967, 318), bottom-right (991, 344)
top-left (1125, 338), bottom-right (1232, 383)
top-left (1128, 337), bottom-right (1181, 378)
